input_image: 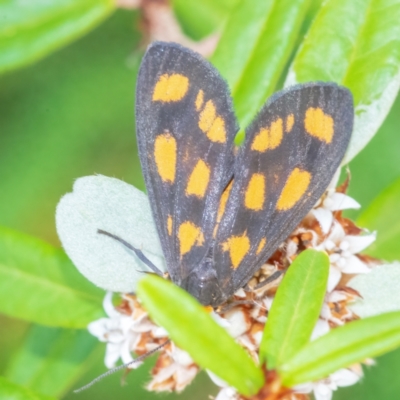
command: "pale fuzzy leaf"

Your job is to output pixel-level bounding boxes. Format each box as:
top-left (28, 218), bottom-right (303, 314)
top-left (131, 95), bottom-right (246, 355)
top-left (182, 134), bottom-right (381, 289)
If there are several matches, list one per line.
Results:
top-left (349, 263), bottom-right (400, 318)
top-left (56, 175), bottom-right (165, 293)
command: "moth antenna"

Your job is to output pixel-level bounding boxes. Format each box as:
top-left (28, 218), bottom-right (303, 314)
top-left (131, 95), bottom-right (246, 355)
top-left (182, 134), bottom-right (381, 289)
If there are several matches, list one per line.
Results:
top-left (73, 339), bottom-right (171, 393)
top-left (97, 229), bottom-right (164, 276)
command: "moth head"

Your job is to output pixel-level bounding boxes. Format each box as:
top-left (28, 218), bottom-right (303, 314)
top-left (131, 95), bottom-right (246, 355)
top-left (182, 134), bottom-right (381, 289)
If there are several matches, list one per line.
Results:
top-left (182, 264), bottom-right (226, 307)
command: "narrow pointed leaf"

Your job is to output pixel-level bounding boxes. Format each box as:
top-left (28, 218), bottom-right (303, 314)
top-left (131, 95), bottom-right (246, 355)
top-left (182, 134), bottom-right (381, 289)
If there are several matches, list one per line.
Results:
top-left (280, 311), bottom-right (400, 386)
top-left (260, 250), bottom-right (329, 369)
top-left (0, 376), bottom-right (56, 400)
top-left (357, 176), bottom-right (400, 260)
top-left (0, 0), bottom-right (115, 74)
top-left (286, 0), bottom-right (400, 163)
top-left (211, 0), bottom-right (313, 141)
top-left (4, 325), bottom-right (101, 398)
top-left (136, 275), bottom-right (264, 396)
top-left (0, 226), bottom-right (104, 328)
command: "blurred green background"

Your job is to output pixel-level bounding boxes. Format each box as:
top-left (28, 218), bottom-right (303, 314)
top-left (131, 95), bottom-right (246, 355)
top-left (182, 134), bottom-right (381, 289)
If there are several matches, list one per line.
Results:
top-left (1, 1), bottom-right (400, 399)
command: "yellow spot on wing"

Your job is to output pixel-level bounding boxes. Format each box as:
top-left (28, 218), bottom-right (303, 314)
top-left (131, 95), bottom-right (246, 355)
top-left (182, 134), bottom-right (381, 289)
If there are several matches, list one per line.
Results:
top-left (153, 74), bottom-right (189, 102)
top-left (213, 180), bottom-right (234, 238)
top-left (199, 100), bottom-right (216, 131)
top-left (154, 133), bottom-right (177, 183)
top-left (277, 168), bottom-right (311, 211)
top-left (186, 159), bottom-right (211, 198)
top-left (285, 114), bottom-right (295, 132)
top-left (222, 233), bottom-right (250, 269)
top-left (178, 221), bottom-right (204, 256)
top-left (207, 116), bottom-right (226, 143)
top-left (245, 173), bottom-right (265, 211)
top-left (217, 180), bottom-right (233, 223)
top-left (195, 90), bottom-right (204, 111)
top-left (167, 215), bottom-right (173, 236)
top-left (256, 238), bottom-right (267, 255)
top-left (304, 107), bottom-right (334, 143)
top-left (251, 118), bottom-right (283, 152)
top-left (198, 100), bottom-right (226, 143)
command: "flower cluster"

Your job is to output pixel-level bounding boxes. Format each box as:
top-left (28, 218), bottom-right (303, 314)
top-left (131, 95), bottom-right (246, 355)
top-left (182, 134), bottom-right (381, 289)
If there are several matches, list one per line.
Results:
top-left (87, 172), bottom-right (377, 400)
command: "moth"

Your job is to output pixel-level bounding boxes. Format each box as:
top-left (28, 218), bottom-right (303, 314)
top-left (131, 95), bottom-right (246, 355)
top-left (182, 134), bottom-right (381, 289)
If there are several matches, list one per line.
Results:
top-left (134, 42), bottom-right (353, 307)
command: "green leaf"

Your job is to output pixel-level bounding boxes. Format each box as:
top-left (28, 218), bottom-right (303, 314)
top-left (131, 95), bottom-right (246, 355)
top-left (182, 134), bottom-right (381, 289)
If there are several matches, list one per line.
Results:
top-left (260, 250), bottom-right (329, 369)
top-left (334, 347), bottom-right (400, 400)
top-left (357, 176), bottom-right (400, 260)
top-left (286, 0), bottom-right (400, 163)
top-left (346, 94), bottom-right (400, 220)
top-left (173, 0), bottom-right (240, 40)
top-left (0, 12), bottom-right (143, 240)
top-left (4, 325), bottom-right (101, 398)
top-left (280, 311), bottom-right (400, 386)
top-left (0, 226), bottom-right (104, 328)
top-left (0, 0), bottom-right (115, 74)
top-left (211, 0), bottom-right (313, 141)
top-left (0, 376), bottom-right (56, 400)
top-left (136, 275), bottom-right (264, 396)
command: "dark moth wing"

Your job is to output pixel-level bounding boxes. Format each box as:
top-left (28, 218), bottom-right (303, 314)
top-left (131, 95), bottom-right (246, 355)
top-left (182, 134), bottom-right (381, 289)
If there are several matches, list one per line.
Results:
top-left (135, 42), bottom-right (237, 286)
top-left (136, 42), bottom-right (353, 306)
top-left (213, 83), bottom-right (354, 297)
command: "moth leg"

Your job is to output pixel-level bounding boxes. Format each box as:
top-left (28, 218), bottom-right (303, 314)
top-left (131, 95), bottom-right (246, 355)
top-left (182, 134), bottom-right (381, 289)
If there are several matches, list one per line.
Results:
top-left (218, 300), bottom-right (255, 313)
top-left (244, 270), bottom-right (284, 292)
top-left (97, 229), bottom-right (164, 276)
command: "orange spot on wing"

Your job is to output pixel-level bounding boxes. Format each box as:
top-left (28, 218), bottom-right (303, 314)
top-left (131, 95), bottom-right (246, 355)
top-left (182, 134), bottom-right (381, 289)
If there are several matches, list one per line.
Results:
top-left (213, 180), bottom-right (234, 238)
top-left (178, 221), bottom-right (204, 256)
top-left (195, 90), bottom-right (204, 111)
top-left (153, 74), bottom-right (189, 102)
top-left (217, 180), bottom-right (233, 223)
top-left (285, 114), bottom-right (295, 132)
top-left (198, 100), bottom-right (226, 143)
top-left (154, 133), bottom-right (177, 183)
top-left (186, 159), bottom-right (211, 198)
top-left (199, 100), bottom-right (216, 131)
top-left (277, 168), bottom-right (311, 211)
top-left (251, 118), bottom-right (283, 152)
top-left (304, 107), bottom-right (334, 143)
top-left (222, 233), bottom-right (250, 269)
top-left (256, 238), bottom-right (267, 255)
top-left (207, 116), bottom-right (226, 143)
top-left (244, 173), bottom-right (265, 211)
top-left (167, 215), bottom-right (173, 236)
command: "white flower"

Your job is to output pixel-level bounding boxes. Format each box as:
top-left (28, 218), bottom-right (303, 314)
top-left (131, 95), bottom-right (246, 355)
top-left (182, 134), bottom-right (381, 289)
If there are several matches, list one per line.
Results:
top-left (311, 318), bottom-right (331, 340)
top-left (88, 292), bottom-right (140, 369)
top-left (208, 372), bottom-right (239, 400)
top-left (147, 343), bottom-right (198, 392)
top-left (317, 221), bottom-right (376, 291)
top-left (295, 368), bottom-right (361, 400)
top-left (215, 387), bottom-right (239, 400)
top-left (311, 171), bottom-right (360, 234)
